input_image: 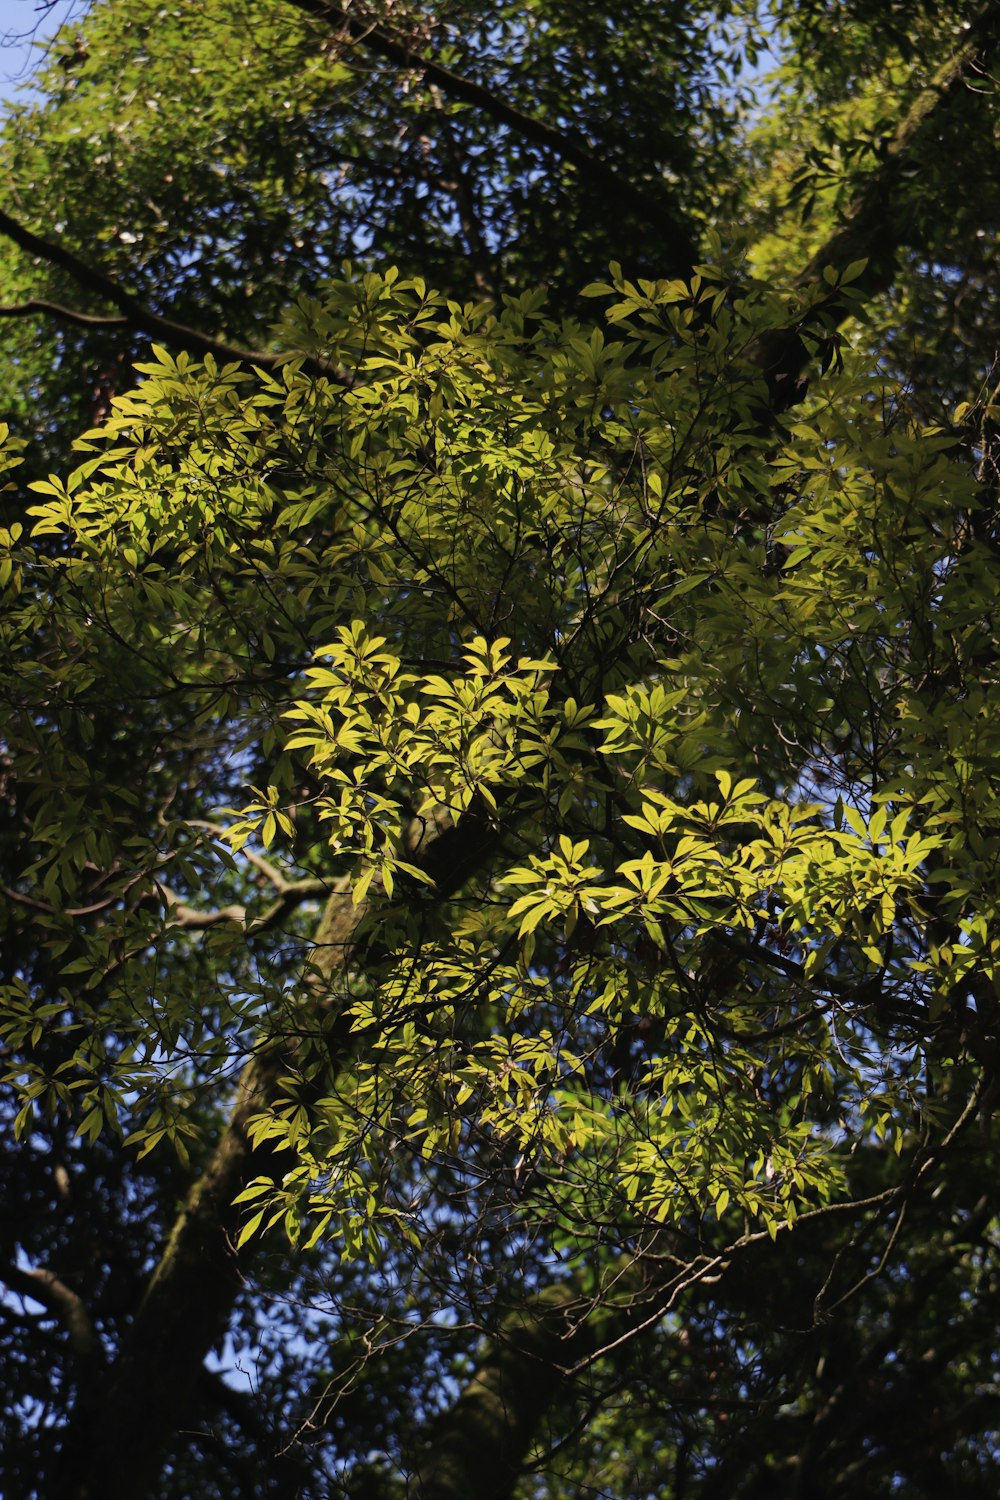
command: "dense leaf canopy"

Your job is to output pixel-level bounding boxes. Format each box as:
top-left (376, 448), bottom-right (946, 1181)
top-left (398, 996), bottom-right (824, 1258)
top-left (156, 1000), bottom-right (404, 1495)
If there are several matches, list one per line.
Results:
top-left (3, 4), bottom-right (1000, 1499)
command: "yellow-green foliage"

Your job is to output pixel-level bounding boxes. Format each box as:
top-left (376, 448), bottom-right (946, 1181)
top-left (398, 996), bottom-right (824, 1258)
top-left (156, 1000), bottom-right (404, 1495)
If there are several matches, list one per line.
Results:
top-left (1, 262), bottom-right (990, 1256)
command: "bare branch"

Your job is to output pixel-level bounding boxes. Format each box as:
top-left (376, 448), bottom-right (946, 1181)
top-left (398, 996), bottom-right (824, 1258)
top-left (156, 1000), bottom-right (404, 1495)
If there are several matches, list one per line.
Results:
top-left (283, 0), bottom-right (696, 276)
top-left (155, 874), bottom-right (328, 935)
top-left (752, 3), bottom-right (1000, 407)
top-left (0, 1263), bottom-right (99, 1361)
top-left (238, 846), bottom-right (327, 899)
top-left (0, 297), bottom-right (128, 331)
top-left (0, 205), bottom-right (348, 384)
top-left (1, 879), bottom-right (136, 919)
top-left (156, 886), bottom-right (247, 929)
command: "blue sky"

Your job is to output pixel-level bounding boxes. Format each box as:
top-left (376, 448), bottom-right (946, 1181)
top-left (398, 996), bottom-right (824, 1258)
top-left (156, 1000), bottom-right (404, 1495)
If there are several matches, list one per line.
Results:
top-left (0, 0), bottom-right (81, 103)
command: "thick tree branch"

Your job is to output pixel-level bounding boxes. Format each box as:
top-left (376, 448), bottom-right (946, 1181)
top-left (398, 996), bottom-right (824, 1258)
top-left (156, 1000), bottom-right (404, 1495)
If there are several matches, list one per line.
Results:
top-left (1, 1262), bottom-right (99, 1362)
top-left (794, 15), bottom-right (995, 297)
top-left (752, 3), bottom-right (1000, 407)
top-left (0, 297), bottom-right (129, 332)
top-left (282, 0), bottom-right (697, 276)
top-left (156, 887), bottom-right (247, 929)
top-left (1, 866), bottom-right (327, 933)
top-left (408, 1281), bottom-right (599, 1500)
top-left (0, 205), bottom-right (346, 384)
top-left (156, 875), bottom-right (328, 935)
top-left (58, 808), bottom-right (500, 1500)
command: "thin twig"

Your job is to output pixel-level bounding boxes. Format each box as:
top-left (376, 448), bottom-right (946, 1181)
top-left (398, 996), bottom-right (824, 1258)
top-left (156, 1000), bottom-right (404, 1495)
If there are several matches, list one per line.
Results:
top-left (0, 206), bottom-right (348, 384)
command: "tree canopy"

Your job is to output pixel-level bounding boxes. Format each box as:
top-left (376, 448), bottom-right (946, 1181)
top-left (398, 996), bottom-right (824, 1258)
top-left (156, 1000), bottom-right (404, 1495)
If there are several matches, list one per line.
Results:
top-left (3, 3), bottom-right (1000, 1498)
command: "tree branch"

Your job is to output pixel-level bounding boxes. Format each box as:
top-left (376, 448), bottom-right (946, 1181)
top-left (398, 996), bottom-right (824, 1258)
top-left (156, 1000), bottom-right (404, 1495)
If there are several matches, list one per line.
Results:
top-left (283, 0), bottom-right (697, 276)
top-left (156, 886), bottom-right (247, 929)
top-left (752, 3), bottom-right (1000, 407)
top-left (0, 297), bottom-right (129, 332)
top-left (156, 875), bottom-right (328, 935)
top-left (59, 808), bottom-right (499, 1500)
top-left (0, 205), bottom-right (347, 384)
top-left (0, 1262), bottom-right (99, 1362)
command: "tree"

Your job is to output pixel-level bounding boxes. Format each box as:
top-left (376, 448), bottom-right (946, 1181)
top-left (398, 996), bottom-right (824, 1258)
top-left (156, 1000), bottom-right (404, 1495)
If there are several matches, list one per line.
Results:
top-left (3, 3), bottom-right (1000, 1498)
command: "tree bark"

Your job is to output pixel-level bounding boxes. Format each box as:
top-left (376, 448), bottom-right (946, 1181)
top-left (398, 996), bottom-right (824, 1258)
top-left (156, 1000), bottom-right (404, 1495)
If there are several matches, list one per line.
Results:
top-left (752, 2), bottom-right (1000, 408)
top-left (0, 206), bottom-right (342, 383)
top-left (409, 1282), bottom-right (599, 1500)
top-left (281, 0), bottom-right (698, 276)
top-left (55, 813), bottom-right (499, 1499)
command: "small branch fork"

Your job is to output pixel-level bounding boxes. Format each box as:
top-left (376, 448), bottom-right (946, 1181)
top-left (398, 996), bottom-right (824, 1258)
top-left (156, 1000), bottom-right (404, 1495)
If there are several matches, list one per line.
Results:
top-left (2, 831), bottom-right (328, 936)
top-left (0, 0), bottom-right (700, 376)
top-left (0, 205), bottom-right (345, 384)
top-left (281, 0), bottom-right (696, 270)
top-left (157, 864), bottom-right (328, 936)
top-left (0, 1262), bottom-right (98, 1361)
